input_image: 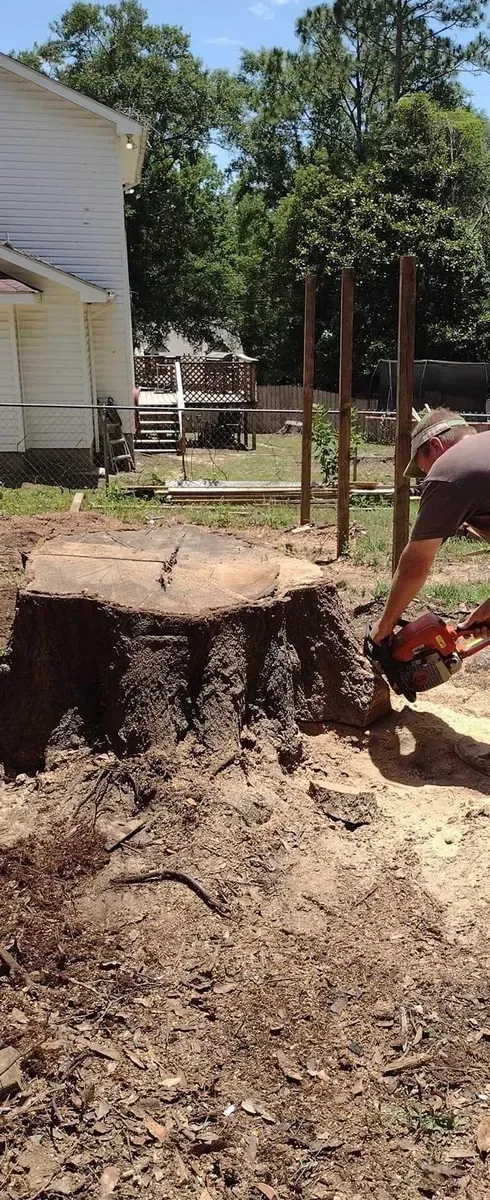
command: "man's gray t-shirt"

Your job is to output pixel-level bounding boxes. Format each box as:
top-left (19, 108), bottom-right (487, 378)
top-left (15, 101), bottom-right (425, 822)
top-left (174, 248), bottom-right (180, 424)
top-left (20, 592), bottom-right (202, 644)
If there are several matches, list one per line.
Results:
top-left (411, 430), bottom-right (490, 542)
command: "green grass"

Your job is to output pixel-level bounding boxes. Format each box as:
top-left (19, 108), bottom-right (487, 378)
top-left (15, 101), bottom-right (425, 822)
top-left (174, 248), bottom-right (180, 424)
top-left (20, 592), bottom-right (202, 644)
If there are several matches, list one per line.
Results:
top-left (348, 500), bottom-right (489, 569)
top-left (126, 437), bottom-right (394, 487)
top-left (0, 481), bottom-right (334, 528)
top-left (422, 580), bottom-right (490, 609)
top-left (0, 486), bottom-right (72, 517)
top-left (130, 435), bottom-right (306, 486)
top-left (84, 487), bottom-right (335, 530)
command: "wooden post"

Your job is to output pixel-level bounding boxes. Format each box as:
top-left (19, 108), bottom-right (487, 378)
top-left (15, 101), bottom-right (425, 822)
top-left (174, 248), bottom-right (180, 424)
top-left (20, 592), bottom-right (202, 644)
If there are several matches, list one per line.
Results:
top-left (392, 256), bottom-right (417, 571)
top-left (300, 274), bottom-right (316, 525)
top-left (336, 267), bottom-right (354, 557)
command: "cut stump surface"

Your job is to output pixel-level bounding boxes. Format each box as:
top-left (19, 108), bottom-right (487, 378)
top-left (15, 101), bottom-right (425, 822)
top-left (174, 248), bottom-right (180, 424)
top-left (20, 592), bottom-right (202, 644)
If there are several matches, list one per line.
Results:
top-left (0, 526), bottom-right (389, 772)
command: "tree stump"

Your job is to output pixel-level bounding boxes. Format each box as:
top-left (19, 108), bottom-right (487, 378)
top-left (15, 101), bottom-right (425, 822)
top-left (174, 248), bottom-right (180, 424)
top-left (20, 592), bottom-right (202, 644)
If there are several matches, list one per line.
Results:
top-left (0, 526), bottom-right (389, 773)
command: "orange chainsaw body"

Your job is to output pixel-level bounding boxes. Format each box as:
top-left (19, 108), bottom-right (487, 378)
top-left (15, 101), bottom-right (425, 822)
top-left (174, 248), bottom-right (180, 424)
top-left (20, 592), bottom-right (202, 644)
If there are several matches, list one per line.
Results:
top-left (390, 613), bottom-right (460, 663)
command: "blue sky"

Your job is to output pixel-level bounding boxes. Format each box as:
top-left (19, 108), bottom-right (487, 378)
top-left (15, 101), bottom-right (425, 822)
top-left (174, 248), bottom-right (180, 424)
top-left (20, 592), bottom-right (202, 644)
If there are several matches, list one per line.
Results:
top-left (2, 0), bottom-right (490, 114)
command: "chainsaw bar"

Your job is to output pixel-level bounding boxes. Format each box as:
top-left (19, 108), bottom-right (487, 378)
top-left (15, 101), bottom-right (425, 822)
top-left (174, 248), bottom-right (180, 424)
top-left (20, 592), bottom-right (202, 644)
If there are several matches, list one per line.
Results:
top-left (363, 625), bottom-right (417, 703)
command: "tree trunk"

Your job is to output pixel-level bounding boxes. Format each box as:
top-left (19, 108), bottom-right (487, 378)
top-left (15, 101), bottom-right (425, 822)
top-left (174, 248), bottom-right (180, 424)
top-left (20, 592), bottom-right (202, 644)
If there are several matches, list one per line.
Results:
top-left (0, 527), bottom-right (389, 773)
top-left (394, 0), bottom-right (403, 103)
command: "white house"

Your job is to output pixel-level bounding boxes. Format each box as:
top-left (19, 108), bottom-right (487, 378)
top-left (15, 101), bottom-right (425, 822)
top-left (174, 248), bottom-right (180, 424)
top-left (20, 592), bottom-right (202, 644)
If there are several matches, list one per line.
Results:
top-left (0, 52), bottom-right (146, 479)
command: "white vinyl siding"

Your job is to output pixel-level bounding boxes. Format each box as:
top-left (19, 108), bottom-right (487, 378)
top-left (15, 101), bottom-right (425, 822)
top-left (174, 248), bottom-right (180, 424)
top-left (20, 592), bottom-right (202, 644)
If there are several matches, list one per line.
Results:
top-left (0, 312), bottom-right (25, 451)
top-left (17, 283), bottom-right (93, 449)
top-left (0, 66), bottom-right (135, 417)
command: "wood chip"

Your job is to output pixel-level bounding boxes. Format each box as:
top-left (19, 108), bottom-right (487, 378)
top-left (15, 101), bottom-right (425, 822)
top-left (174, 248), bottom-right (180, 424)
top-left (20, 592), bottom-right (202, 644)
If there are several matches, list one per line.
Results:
top-left (0, 1045), bottom-right (22, 1099)
top-left (124, 1048), bottom-right (147, 1070)
top-left (174, 1153), bottom-right (189, 1184)
top-left (82, 1040), bottom-right (121, 1063)
top-left (476, 1114), bottom-right (490, 1154)
top-left (189, 1133), bottom-right (229, 1156)
top-left (98, 1165), bottom-right (121, 1197)
top-left (50, 1175), bottom-right (82, 1195)
top-left (381, 1051), bottom-right (433, 1075)
top-left (277, 1050), bottom-right (302, 1082)
top-left (11, 1007), bottom-right (28, 1025)
top-left (256, 1186), bottom-right (278, 1200)
top-left (330, 996), bottom-right (349, 1015)
top-left (245, 1132), bottom-right (258, 1164)
top-left (242, 1098), bottom-right (258, 1115)
top-left (144, 1114), bottom-right (169, 1142)
top-left (446, 1146), bottom-right (476, 1160)
top-left (257, 1107), bottom-right (276, 1124)
top-left (95, 1101), bottom-right (111, 1121)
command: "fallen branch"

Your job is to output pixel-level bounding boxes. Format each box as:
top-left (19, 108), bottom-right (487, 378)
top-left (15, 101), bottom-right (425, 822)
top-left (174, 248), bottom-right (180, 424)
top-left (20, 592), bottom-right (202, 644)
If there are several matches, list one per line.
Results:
top-left (302, 892), bottom-right (333, 915)
top-left (381, 1050), bottom-right (433, 1075)
top-left (0, 945), bottom-right (40, 992)
top-left (110, 868), bottom-right (228, 917)
top-left (210, 752), bottom-right (238, 778)
top-left (354, 883), bottom-right (379, 907)
top-left (106, 820), bottom-right (148, 853)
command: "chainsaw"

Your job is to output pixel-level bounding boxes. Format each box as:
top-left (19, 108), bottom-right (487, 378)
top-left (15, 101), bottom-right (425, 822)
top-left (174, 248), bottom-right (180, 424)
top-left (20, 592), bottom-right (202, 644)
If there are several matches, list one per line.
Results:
top-left (364, 611), bottom-right (490, 703)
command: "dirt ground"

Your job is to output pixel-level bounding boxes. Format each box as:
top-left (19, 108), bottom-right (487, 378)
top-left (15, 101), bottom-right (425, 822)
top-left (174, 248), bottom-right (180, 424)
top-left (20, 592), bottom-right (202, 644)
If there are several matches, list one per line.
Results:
top-left (2, 513), bottom-right (490, 1200)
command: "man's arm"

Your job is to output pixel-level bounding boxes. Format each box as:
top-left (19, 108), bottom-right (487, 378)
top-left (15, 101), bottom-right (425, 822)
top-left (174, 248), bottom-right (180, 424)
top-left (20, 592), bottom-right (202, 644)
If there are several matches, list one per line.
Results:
top-left (372, 538), bottom-right (442, 643)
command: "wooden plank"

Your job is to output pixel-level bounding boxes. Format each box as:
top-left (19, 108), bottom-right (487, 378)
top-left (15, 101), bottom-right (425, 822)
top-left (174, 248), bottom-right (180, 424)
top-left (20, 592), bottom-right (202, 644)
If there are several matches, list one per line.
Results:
top-left (392, 256), bottom-right (417, 571)
top-left (70, 491), bottom-right (84, 513)
top-left (300, 275), bottom-right (317, 525)
top-left (336, 267), bottom-right (354, 558)
top-left (130, 484), bottom-right (400, 506)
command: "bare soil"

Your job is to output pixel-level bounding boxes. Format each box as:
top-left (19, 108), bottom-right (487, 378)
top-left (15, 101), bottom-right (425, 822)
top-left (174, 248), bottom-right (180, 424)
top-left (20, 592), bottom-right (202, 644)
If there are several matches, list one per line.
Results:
top-left (2, 513), bottom-right (490, 1200)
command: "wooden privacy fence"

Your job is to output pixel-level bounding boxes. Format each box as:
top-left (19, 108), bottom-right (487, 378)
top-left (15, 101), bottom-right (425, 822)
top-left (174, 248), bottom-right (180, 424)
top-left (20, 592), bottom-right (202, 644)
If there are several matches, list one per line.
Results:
top-left (255, 387), bottom-right (393, 440)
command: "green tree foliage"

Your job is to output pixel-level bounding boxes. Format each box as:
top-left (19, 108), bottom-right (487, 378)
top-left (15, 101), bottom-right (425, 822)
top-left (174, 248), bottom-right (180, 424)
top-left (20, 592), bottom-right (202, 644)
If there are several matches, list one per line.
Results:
top-left (237, 96), bottom-right (490, 382)
top-left (18, 0), bottom-right (242, 345)
top-left (18, 0), bottom-right (490, 381)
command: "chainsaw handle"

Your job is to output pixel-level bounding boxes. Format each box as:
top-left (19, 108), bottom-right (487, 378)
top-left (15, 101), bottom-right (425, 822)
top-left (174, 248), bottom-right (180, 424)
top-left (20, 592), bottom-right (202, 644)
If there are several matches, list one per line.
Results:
top-left (455, 620), bottom-right (487, 634)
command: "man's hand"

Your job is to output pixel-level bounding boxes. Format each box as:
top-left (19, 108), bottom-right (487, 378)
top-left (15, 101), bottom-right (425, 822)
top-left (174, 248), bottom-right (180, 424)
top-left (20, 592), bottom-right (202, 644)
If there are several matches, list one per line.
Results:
top-left (458, 600), bottom-right (490, 640)
top-left (371, 617), bottom-right (392, 645)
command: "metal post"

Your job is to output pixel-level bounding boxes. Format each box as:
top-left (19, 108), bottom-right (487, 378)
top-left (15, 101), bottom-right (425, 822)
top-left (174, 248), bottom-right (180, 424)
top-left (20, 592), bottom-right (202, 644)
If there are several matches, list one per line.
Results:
top-left (180, 409), bottom-right (187, 480)
top-left (102, 405), bottom-right (110, 490)
top-left (392, 256), bottom-right (417, 571)
top-left (300, 274), bottom-right (317, 525)
top-left (336, 267), bottom-right (354, 556)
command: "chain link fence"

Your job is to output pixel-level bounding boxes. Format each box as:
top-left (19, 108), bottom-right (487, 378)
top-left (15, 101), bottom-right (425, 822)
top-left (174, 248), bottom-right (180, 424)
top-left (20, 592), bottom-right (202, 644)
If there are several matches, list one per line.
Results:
top-left (0, 399), bottom-right (487, 494)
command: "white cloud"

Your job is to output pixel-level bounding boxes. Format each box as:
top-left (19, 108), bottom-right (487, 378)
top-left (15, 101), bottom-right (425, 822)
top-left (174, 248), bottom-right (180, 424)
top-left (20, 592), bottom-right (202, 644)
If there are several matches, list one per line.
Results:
top-left (203, 36), bottom-right (242, 45)
top-left (271, 0), bottom-right (298, 5)
top-left (249, 2), bottom-right (274, 18)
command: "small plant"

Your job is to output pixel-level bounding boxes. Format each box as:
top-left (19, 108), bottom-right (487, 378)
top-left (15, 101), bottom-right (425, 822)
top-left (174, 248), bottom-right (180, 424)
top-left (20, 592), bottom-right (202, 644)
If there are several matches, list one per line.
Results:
top-left (312, 405), bottom-right (339, 485)
top-left (350, 408), bottom-right (363, 465)
top-left (403, 1106), bottom-right (455, 1135)
top-left (106, 479), bottom-right (124, 499)
top-left (312, 405), bottom-right (364, 486)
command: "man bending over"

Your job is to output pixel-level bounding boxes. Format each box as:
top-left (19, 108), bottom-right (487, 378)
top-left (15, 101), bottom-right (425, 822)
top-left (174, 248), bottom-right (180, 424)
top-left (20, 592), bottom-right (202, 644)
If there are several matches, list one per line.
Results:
top-left (372, 409), bottom-right (490, 645)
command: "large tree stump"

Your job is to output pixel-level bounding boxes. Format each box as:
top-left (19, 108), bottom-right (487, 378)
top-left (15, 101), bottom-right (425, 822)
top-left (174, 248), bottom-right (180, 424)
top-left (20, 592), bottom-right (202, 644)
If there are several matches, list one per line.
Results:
top-left (0, 527), bottom-right (389, 772)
